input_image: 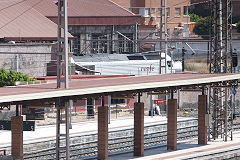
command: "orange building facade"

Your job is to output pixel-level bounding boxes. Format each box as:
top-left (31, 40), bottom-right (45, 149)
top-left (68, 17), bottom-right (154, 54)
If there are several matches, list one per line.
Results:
top-left (112, 0), bottom-right (192, 39)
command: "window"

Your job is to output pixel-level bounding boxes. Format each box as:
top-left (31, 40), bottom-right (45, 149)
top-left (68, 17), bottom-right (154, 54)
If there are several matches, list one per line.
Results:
top-left (118, 33), bottom-right (133, 54)
top-left (130, 8), bottom-right (139, 14)
top-left (183, 6), bottom-right (189, 16)
top-left (144, 8), bottom-right (150, 17)
top-left (111, 99), bottom-right (125, 105)
top-left (151, 8), bottom-right (156, 17)
top-left (139, 8), bottom-right (145, 16)
top-left (175, 7), bottom-right (181, 17)
top-left (157, 8), bottom-right (170, 17)
top-left (73, 35), bottom-right (80, 55)
top-left (157, 8), bottom-right (161, 17)
top-left (139, 8), bottom-right (150, 17)
top-left (166, 8), bottom-right (170, 17)
top-left (91, 34), bottom-right (107, 54)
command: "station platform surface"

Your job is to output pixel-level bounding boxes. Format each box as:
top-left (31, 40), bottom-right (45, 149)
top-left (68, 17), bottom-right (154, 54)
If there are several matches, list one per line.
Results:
top-left (110, 131), bottom-right (240, 160)
top-left (1, 116), bottom-right (240, 159)
top-left (0, 116), bottom-right (193, 148)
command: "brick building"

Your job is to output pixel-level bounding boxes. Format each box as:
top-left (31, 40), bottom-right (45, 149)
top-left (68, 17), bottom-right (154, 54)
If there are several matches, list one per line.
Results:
top-left (112, 0), bottom-right (191, 39)
top-left (23, 0), bottom-right (192, 54)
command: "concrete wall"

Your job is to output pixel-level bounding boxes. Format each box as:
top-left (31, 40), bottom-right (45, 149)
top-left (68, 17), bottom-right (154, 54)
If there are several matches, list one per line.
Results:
top-left (0, 44), bottom-right (54, 76)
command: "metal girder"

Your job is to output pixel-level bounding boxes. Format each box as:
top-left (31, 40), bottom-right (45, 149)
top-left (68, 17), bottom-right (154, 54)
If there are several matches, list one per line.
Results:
top-left (209, 0), bottom-right (233, 141)
top-left (56, 98), bottom-right (70, 160)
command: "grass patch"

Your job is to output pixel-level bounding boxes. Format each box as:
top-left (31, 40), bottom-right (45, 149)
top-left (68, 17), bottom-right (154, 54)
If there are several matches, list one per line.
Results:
top-left (185, 58), bottom-right (209, 73)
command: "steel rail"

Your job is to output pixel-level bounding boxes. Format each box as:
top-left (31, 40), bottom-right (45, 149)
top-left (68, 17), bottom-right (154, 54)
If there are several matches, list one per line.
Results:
top-left (22, 126), bottom-right (205, 159)
top-left (16, 122), bottom-right (240, 159)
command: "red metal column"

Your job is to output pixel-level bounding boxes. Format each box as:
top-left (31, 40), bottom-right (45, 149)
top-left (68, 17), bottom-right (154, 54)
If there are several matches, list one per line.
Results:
top-left (134, 102), bottom-right (144, 156)
top-left (167, 99), bottom-right (177, 150)
top-left (11, 116), bottom-right (23, 159)
top-left (98, 106), bottom-right (108, 160)
top-left (198, 95), bottom-right (208, 145)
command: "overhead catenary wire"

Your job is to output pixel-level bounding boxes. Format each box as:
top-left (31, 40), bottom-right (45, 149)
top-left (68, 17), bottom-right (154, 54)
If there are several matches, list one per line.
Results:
top-left (3, 0), bottom-right (206, 20)
top-left (0, 0), bottom-right (28, 13)
top-left (0, 0), bottom-right (211, 30)
top-left (0, 0), bottom-right (42, 30)
top-left (0, 0), bottom-right (211, 40)
top-left (0, 0), bottom-right (233, 58)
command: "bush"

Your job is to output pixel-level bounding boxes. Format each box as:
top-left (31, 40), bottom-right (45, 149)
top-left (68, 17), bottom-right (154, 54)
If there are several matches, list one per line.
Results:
top-left (0, 68), bottom-right (35, 87)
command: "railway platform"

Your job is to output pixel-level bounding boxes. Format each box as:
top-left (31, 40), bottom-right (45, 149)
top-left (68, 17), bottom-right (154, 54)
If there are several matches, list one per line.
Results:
top-left (0, 116), bottom-right (194, 148)
top-left (1, 73), bottom-right (240, 159)
top-left (1, 115), bottom-right (240, 159)
top-left (110, 131), bottom-right (240, 160)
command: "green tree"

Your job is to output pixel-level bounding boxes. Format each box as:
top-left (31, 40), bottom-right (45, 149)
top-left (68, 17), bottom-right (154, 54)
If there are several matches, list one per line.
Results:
top-left (193, 16), bottom-right (212, 39)
top-left (0, 68), bottom-right (35, 87)
top-left (189, 13), bottom-right (201, 22)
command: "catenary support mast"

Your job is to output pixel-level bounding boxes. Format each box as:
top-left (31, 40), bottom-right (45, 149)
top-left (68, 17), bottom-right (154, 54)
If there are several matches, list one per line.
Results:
top-left (56, 1), bottom-right (70, 159)
top-left (159, 0), bottom-right (168, 74)
top-left (57, 0), bottom-right (69, 89)
top-left (209, 0), bottom-right (233, 141)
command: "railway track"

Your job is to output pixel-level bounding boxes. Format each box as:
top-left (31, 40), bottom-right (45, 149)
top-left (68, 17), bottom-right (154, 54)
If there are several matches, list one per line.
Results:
top-left (22, 121), bottom-right (240, 160)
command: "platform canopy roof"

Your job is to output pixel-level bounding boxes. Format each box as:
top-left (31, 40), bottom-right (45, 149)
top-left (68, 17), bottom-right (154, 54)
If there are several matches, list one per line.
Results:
top-left (0, 73), bottom-right (239, 105)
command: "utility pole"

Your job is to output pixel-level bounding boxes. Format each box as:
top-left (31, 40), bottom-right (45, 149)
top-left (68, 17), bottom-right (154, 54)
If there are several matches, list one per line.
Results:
top-left (15, 54), bottom-right (19, 72)
top-left (56, 1), bottom-right (70, 160)
top-left (170, 46), bottom-right (175, 73)
top-left (232, 49), bottom-right (238, 72)
top-left (135, 23), bottom-right (138, 53)
top-left (182, 47), bottom-right (186, 72)
top-left (57, 0), bottom-right (69, 89)
top-left (164, 0), bottom-right (168, 74)
top-left (159, 0), bottom-right (168, 119)
top-left (159, 0), bottom-right (167, 74)
top-left (159, 0), bottom-right (163, 74)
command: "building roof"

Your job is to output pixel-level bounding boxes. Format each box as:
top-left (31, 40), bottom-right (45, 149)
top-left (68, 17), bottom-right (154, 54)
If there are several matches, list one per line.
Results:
top-left (24, 0), bottom-right (141, 25)
top-left (0, 0), bottom-right (72, 41)
top-left (0, 73), bottom-right (239, 105)
top-left (25, 0), bottom-right (135, 17)
top-left (68, 0), bottom-right (135, 17)
top-left (110, 0), bottom-right (131, 9)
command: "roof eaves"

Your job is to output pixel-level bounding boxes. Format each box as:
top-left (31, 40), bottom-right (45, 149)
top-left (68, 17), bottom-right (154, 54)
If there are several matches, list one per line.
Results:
top-left (4, 36), bottom-right (75, 41)
top-left (47, 15), bottom-right (141, 18)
